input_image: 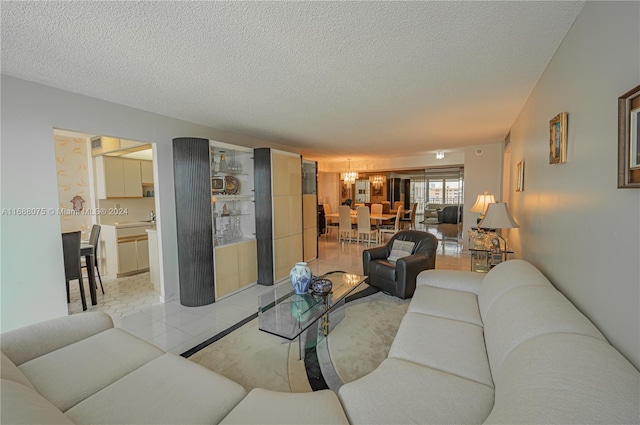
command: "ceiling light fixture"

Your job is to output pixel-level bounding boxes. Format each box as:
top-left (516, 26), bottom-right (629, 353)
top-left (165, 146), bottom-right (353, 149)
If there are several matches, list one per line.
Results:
top-left (342, 159), bottom-right (358, 185)
top-left (436, 151), bottom-right (445, 160)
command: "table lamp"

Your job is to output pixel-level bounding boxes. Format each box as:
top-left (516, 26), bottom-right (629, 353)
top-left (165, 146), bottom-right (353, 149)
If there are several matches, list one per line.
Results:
top-left (478, 202), bottom-right (519, 253)
top-left (470, 191), bottom-right (496, 224)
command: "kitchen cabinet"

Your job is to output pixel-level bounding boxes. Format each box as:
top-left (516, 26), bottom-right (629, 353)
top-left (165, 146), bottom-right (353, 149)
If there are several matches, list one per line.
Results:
top-left (102, 224), bottom-right (153, 278)
top-left (95, 156), bottom-right (147, 199)
top-left (254, 148), bottom-right (303, 285)
top-left (140, 160), bottom-right (153, 184)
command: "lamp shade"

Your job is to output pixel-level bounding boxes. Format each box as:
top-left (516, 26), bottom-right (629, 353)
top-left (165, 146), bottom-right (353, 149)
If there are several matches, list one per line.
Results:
top-left (470, 191), bottom-right (496, 214)
top-left (479, 202), bottom-right (520, 229)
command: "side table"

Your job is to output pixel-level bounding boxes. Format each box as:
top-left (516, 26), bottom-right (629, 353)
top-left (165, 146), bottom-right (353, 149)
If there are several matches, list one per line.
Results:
top-left (469, 248), bottom-right (514, 273)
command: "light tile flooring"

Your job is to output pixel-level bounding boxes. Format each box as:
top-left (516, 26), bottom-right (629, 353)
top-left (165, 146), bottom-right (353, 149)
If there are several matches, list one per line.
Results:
top-left (68, 221), bottom-right (468, 355)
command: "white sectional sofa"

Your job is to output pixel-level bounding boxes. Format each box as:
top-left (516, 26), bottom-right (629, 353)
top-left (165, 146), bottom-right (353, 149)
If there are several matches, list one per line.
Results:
top-left (339, 259), bottom-right (640, 424)
top-left (0, 312), bottom-right (347, 425)
top-left (2, 259), bottom-right (638, 424)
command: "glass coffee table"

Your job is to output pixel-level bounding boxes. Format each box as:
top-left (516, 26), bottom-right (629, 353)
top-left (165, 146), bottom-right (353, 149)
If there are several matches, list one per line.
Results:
top-left (258, 271), bottom-right (367, 359)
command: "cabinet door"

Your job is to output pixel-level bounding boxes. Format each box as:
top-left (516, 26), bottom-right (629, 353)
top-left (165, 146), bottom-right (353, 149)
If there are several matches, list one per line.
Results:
top-left (118, 241), bottom-right (138, 274)
top-left (140, 160), bottom-right (154, 184)
top-left (136, 238), bottom-right (150, 270)
top-left (237, 240), bottom-right (257, 288)
top-left (123, 159), bottom-right (143, 197)
top-left (103, 157), bottom-right (125, 198)
top-left (215, 244), bottom-right (240, 298)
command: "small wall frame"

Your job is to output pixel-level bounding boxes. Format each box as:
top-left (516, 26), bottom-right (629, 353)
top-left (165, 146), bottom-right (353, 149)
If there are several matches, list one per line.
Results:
top-left (618, 84), bottom-right (640, 188)
top-left (516, 161), bottom-right (525, 192)
top-left (549, 112), bottom-right (568, 164)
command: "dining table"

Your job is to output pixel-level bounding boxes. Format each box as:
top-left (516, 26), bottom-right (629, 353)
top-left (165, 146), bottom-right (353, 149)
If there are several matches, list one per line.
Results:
top-left (324, 211), bottom-right (396, 226)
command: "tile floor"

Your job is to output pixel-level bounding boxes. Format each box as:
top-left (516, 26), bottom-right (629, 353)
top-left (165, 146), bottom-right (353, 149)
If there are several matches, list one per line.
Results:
top-left (68, 221), bottom-right (468, 355)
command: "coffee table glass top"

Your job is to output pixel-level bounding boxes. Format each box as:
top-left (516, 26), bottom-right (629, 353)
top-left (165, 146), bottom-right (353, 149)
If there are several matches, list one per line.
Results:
top-left (258, 272), bottom-right (367, 340)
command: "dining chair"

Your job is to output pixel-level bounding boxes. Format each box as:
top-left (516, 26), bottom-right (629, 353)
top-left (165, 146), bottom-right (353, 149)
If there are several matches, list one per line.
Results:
top-left (356, 206), bottom-right (379, 246)
top-left (392, 201), bottom-right (404, 213)
top-left (338, 205), bottom-right (355, 242)
top-left (379, 206), bottom-right (404, 242)
top-left (371, 203), bottom-right (383, 215)
top-left (82, 224), bottom-right (104, 294)
top-left (401, 203), bottom-right (418, 230)
top-left (62, 231), bottom-right (87, 311)
top-left (323, 204), bottom-right (338, 237)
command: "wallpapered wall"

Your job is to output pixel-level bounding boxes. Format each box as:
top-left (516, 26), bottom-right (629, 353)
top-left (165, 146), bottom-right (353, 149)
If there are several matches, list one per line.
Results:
top-left (54, 134), bottom-right (93, 234)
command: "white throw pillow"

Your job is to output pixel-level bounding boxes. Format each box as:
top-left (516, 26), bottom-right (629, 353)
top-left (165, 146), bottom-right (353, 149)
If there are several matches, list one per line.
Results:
top-left (387, 240), bottom-right (416, 263)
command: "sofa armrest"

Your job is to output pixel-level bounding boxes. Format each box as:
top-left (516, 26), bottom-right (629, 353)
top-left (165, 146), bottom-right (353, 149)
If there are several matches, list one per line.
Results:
top-left (416, 269), bottom-right (484, 294)
top-left (1, 312), bottom-right (114, 366)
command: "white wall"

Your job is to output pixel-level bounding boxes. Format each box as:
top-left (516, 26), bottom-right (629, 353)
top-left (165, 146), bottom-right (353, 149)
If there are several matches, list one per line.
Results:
top-left (507, 2), bottom-right (640, 368)
top-left (462, 143), bottom-right (504, 249)
top-left (0, 75), bottom-right (292, 332)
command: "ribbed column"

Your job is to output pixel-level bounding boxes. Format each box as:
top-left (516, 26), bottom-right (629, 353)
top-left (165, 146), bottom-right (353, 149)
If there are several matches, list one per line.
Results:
top-left (173, 137), bottom-right (215, 306)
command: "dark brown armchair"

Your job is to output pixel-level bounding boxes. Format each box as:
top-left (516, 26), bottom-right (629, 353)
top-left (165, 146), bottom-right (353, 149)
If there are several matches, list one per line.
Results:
top-left (363, 230), bottom-right (439, 299)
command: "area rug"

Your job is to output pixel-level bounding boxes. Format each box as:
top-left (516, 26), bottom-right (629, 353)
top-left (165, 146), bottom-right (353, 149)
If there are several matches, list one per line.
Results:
top-left (186, 286), bottom-right (409, 393)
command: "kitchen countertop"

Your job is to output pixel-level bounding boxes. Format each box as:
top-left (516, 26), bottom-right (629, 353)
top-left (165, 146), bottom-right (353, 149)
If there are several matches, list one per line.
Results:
top-left (109, 221), bottom-right (156, 229)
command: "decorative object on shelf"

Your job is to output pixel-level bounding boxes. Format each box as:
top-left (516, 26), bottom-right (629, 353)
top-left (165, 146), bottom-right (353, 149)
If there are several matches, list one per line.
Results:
top-left (549, 112), bottom-right (568, 164)
top-left (222, 204), bottom-right (230, 216)
top-left (310, 276), bottom-right (333, 295)
top-left (490, 237), bottom-right (503, 268)
top-left (479, 202), bottom-right (519, 256)
top-left (212, 177), bottom-right (225, 193)
top-left (219, 151), bottom-right (228, 173)
top-left (224, 175), bottom-right (240, 195)
top-left (470, 191), bottom-right (496, 224)
top-left (618, 84), bottom-right (640, 188)
top-left (290, 262), bottom-right (312, 294)
top-left (516, 161), bottom-right (525, 192)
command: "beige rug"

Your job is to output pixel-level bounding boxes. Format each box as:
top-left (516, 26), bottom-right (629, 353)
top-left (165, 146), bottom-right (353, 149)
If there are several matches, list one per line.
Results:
top-left (188, 290), bottom-right (409, 393)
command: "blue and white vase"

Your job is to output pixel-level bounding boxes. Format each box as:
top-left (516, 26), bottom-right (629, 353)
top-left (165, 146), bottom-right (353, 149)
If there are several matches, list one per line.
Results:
top-left (290, 262), bottom-right (312, 294)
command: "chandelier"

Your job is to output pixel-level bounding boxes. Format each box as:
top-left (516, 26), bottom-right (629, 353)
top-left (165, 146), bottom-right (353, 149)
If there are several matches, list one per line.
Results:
top-left (371, 175), bottom-right (385, 187)
top-left (342, 159), bottom-right (358, 185)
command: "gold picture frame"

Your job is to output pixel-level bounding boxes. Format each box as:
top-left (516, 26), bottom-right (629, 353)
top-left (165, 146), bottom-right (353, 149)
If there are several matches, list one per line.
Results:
top-left (618, 84), bottom-right (640, 188)
top-left (549, 112), bottom-right (568, 164)
top-left (516, 161), bottom-right (525, 192)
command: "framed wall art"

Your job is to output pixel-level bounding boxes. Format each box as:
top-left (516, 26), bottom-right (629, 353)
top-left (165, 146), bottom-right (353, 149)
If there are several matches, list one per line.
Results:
top-left (516, 161), bottom-right (525, 192)
top-left (618, 84), bottom-right (640, 188)
top-left (549, 112), bottom-right (568, 164)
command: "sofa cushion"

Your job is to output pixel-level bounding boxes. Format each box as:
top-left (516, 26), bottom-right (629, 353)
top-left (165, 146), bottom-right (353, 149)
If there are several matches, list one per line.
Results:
top-left (338, 358), bottom-right (494, 425)
top-left (485, 333), bottom-right (640, 425)
top-left (1, 312), bottom-right (114, 366)
top-left (1, 352), bottom-right (33, 389)
top-left (66, 353), bottom-right (246, 425)
top-left (1, 379), bottom-right (75, 425)
top-left (483, 285), bottom-right (606, 375)
top-left (388, 312), bottom-right (493, 387)
top-left (478, 259), bottom-right (552, 322)
top-left (417, 269), bottom-right (484, 294)
top-left (19, 328), bottom-right (163, 412)
top-left (409, 285), bottom-right (483, 326)
top-left (220, 388), bottom-right (349, 425)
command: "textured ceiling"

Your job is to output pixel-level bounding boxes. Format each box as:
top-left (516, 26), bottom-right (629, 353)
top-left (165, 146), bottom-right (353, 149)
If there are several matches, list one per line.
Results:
top-left (2, 1), bottom-right (584, 160)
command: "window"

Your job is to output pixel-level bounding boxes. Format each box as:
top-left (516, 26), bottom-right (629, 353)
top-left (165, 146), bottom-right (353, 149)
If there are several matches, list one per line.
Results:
top-left (425, 167), bottom-right (464, 206)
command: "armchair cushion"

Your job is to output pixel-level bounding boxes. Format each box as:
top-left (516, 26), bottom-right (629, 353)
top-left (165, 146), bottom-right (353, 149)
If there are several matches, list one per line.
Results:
top-left (387, 240), bottom-right (415, 263)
